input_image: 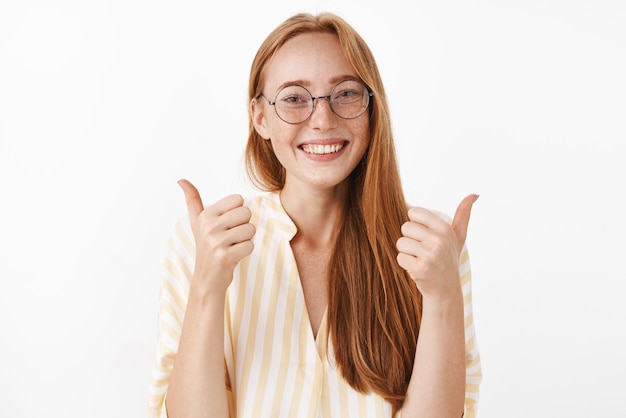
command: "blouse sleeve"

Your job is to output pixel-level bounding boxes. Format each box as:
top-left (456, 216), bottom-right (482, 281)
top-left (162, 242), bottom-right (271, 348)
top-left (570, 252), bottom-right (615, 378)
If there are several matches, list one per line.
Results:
top-left (459, 243), bottom-right (482, 418)
top-left (147, 217), bottom-right (195, 418)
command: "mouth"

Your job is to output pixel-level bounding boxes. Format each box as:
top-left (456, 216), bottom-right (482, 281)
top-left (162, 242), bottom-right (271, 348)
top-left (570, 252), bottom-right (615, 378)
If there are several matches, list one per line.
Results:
top-left (301, 142), bottom-right (345, 155)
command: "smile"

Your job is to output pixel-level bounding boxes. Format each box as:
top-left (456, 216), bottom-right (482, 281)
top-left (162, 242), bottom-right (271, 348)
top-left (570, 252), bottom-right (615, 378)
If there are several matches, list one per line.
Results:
top-left (301, 143), bottom-right (345, 155)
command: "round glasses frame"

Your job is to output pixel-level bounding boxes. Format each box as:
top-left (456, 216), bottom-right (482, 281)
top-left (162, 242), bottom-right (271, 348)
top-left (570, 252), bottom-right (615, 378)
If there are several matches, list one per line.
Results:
top-left (258, 80), bottom-right (373, 125)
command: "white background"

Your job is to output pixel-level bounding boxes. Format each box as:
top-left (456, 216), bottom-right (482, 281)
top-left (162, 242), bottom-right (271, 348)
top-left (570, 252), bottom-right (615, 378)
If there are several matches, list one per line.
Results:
top-left (1, 0), bottom-right (624, 417)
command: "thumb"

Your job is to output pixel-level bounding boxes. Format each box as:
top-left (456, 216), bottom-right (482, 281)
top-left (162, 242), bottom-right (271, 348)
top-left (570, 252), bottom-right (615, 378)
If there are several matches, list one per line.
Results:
top-left (451, 193), bottom-right (479, 250)
top-left (177, 179), bottom-right (204, 219)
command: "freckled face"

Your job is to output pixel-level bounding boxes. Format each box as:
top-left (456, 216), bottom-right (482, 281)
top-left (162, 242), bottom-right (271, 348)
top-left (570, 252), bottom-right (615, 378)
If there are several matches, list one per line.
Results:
top-left (251, 32), bottom-right (370, 192)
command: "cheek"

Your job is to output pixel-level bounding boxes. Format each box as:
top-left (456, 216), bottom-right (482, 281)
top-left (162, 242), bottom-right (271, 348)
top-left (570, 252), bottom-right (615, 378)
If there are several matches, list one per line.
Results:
top-left (268, 124), bottom-right (293, 145)
top-left (353, 120), bottom-right (371, 151)
top-left (265, 113), bottom-right (294, 141)
top-left (268, 124), bottom-right (301, 156)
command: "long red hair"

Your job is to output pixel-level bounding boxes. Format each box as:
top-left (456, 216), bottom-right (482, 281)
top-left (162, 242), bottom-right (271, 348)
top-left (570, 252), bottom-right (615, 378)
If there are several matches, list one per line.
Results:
top-left (245, 12), bottom-right (421, 415)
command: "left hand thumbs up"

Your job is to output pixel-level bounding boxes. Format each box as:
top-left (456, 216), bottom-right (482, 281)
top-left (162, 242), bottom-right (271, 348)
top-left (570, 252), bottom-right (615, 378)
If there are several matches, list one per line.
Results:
top-left (396, 193), bottom-right (479, 299)
top-left (451, 194), bottom-right (479, 253)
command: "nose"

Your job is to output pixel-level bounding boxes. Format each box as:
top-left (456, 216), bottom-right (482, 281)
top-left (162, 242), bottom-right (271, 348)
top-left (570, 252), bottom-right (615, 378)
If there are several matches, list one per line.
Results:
top-left (310, 95), bottom-right (334, 119)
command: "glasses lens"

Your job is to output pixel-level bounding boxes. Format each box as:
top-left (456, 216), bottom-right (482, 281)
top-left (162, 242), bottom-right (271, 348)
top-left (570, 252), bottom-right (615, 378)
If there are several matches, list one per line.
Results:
top-left (274, 85), bottom-right (313, 124)
top-left (330, 80), bottom-right (370, 119)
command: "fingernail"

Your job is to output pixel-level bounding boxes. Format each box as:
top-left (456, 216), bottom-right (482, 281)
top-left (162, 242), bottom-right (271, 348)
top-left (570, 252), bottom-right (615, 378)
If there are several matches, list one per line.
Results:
top-left (474, 194), bottom-right (480, 203)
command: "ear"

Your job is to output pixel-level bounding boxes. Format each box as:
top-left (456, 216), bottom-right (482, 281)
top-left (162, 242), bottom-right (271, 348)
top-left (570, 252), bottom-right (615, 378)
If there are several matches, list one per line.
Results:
top-left (251, 98), bottom-right (271, 140)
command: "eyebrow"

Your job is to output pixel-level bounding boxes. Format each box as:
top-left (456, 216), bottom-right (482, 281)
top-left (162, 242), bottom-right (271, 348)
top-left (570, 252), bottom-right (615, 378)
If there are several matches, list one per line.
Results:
top-left (273, 74), bottom-right (360, 94)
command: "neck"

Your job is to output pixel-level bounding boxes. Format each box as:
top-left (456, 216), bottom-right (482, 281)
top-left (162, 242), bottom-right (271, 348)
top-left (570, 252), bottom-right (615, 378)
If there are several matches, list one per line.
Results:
top-left (279, 182), bottom-right (348, 246)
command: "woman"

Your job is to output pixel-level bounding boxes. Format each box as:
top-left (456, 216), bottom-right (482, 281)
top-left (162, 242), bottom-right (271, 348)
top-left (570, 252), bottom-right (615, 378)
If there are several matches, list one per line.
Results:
top-left (149, 12), bottom-right (481, 418)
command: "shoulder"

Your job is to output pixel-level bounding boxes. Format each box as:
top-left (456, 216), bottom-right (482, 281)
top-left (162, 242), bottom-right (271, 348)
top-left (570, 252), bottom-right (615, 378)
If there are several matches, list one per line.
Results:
top-left (244, 191), bottom-right (297, 236)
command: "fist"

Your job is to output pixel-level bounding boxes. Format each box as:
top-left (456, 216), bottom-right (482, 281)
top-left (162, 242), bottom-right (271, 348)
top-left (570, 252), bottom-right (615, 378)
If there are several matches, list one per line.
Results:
top-left (178, 179), bottom-right (256, 291)
top-left (396, 194), bottom-right (478, 299)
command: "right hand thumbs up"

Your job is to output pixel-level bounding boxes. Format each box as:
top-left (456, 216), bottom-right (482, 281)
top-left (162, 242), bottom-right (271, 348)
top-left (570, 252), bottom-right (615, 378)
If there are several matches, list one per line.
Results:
top-left (178, 179), bottom-right (256, 291)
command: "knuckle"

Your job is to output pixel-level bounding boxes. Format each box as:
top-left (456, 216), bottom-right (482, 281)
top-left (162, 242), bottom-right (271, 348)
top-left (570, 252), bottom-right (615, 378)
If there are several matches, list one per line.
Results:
top-left (397, 237), bottom-right (412, 253)
top-left (213, 248), bottom-right (231, 266)
top-left (226, 194), bottom-right (244, 209)
top-left (431, 237), bottom-right (444, 252)
top-left (431, 234), bottom-right (447, 253)
top-left (233, 194), bottom-right (244, 205)
top-left (396, 253), bottom-right (409, 269)
top-left (236, 206), bottom-right (252, 221)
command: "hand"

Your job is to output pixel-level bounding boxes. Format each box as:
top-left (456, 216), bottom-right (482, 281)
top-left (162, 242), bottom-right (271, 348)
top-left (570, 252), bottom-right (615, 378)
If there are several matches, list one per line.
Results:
top-left (178, 179), bottom-right (256, 293)
top-left (396, 194), bottom-right (478, 300)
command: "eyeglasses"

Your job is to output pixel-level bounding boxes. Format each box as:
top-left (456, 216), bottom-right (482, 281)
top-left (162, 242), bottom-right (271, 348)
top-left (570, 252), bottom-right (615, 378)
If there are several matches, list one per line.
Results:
top-left (259, 80), bottom-right (373, 125)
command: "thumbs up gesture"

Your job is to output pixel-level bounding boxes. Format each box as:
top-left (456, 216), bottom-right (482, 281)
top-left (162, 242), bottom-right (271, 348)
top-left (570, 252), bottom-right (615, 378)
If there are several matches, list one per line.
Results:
top-left (178, 179), bottom-right (256, 293)
top-left (396, 194), bottom-right (478, 300)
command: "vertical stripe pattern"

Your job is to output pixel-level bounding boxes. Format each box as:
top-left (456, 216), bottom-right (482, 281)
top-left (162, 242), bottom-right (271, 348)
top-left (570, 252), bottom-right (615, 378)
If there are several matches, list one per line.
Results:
top-left (148, 193), bottom-right (482, 417)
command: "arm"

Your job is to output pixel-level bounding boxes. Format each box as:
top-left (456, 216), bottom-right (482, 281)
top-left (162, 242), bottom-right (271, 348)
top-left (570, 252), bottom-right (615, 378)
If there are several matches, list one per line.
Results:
top-left (148, 218), bottom-right (194, 418)
top-left (166, 285), bottom-right (230, 418)
top-left (397, 195), bottom-right (479, 418)
top-left (401, 282), bottom-right (466, 417)
top-left (165, 180), bottom-right (255, 418)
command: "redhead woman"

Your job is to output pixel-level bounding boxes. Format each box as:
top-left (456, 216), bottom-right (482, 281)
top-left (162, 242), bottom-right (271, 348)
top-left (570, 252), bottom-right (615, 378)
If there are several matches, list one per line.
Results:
top-left (149, 12), bottom-right (481, 418)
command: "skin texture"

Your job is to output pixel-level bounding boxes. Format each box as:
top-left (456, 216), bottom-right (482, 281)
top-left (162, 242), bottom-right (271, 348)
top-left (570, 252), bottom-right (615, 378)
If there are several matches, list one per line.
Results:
top-left (166, 31), bottom-right (477, 418)
top-left (252, 33), bottom-right (371, 194)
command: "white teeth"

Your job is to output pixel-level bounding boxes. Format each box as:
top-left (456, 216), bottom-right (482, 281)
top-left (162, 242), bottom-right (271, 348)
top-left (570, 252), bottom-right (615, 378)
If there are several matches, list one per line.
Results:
top-left (302, 143), bottom-right (344, 155)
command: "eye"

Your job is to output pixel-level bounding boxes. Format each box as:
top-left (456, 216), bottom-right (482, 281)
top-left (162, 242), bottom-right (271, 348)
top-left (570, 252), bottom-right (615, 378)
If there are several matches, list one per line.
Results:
top-left (281, 94), bottom-right (306, 104)
top-left (333, 88), bottom-right (363, 103)
top-left (276, 86), bottom-right (312, 107)
top-left (339, 89), bottom-right (359, 97)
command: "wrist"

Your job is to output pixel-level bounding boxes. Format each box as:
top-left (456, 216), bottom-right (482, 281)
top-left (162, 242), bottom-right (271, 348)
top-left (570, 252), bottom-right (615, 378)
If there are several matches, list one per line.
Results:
top-left (421, 289), bottom-right (464, 318)
top-left (188, 277), bottom-right (228, 308)
top-left (191, 263), bottom-right (234, 293)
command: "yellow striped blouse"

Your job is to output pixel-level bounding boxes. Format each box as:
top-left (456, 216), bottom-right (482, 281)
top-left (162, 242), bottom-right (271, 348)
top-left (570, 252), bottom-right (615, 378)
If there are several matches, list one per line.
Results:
top-left (148, 192), bottom-right (481, 417)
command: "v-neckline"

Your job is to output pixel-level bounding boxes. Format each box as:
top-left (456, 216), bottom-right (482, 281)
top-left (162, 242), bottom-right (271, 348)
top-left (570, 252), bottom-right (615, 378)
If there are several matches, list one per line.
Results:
top-left (267, 191), bottom-right (330, 359)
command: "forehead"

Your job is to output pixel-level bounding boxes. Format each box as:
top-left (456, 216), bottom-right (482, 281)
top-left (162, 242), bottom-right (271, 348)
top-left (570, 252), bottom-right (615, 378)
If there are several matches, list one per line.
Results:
top-left (263, 32), bottom-right (357, 92)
